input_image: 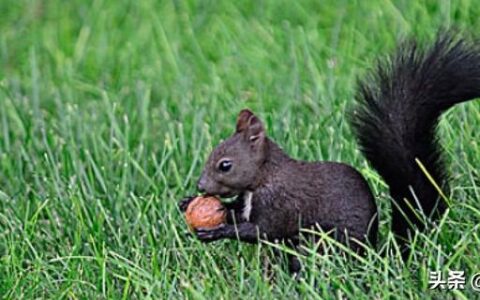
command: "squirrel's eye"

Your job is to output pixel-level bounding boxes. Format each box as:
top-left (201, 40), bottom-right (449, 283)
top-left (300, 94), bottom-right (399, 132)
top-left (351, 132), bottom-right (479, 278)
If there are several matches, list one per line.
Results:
top-left (218, 160), bottom-right (232, 172)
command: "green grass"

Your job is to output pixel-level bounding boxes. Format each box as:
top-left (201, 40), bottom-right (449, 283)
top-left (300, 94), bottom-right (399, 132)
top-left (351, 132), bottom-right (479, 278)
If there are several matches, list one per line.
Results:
top-left (1, 0), bottom-right (479, 298)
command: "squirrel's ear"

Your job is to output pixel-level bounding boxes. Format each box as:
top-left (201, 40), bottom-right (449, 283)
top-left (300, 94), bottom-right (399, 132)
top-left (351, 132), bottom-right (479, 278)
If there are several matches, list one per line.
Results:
top-left (236, 109), bottom-right (255, 132)
top-left (236, 109), bottom-right (265, 144)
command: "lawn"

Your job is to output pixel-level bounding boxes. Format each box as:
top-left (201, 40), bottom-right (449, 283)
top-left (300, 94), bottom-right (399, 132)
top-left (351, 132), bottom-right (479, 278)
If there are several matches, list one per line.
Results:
top-left (1, 0), bottom-right (479, 298)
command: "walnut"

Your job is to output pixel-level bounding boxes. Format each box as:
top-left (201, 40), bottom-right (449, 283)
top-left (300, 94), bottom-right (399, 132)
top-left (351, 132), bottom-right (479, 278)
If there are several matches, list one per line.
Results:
top-left (185, 196), bottom-right (226, 230)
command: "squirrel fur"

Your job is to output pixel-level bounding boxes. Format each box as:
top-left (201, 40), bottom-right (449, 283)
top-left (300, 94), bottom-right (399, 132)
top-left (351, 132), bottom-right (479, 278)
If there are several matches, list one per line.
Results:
top-left (179, 32), bottom-right (480, 272)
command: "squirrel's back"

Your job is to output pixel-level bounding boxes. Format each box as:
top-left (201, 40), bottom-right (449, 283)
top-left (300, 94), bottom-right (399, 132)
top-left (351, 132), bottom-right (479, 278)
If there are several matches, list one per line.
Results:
top-left (350, 32), bottom-right (480, 254)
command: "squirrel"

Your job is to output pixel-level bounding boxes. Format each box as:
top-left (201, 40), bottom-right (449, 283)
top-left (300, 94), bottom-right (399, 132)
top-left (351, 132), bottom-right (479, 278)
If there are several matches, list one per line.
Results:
top-left (179, 33), bottom-right (480, 273)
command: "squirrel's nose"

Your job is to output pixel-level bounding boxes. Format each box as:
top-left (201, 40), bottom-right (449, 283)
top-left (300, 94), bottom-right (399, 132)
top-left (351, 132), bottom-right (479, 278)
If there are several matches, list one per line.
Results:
top-left (197, 178), bottom-right (206, 193)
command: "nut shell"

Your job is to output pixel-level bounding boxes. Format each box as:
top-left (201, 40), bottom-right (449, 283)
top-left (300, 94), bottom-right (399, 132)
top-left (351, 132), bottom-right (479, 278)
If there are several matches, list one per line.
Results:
top-left (185, 196), bottom-right (226, 230)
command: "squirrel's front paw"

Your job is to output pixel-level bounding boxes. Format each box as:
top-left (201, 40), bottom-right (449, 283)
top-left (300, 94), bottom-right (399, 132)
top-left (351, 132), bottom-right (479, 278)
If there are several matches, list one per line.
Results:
top-left (195, 224), bottom-right (227, 243)
top-left (179, 196), bottom-right (195, 212)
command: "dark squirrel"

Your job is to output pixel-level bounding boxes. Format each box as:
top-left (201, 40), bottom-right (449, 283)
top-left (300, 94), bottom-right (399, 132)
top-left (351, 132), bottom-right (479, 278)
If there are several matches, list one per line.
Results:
top-left (179, 33), bottom-right (480, 273)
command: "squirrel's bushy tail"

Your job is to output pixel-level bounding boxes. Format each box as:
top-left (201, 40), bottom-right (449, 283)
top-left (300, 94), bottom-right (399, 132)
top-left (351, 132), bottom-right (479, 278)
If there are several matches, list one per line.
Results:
top-left (351, 33), bottom-right (480, 253)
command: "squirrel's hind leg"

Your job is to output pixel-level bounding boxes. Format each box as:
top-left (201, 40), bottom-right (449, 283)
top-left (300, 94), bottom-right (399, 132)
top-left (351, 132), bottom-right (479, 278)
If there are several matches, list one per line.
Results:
top-left (288, 254), bottom-right (302, 278)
